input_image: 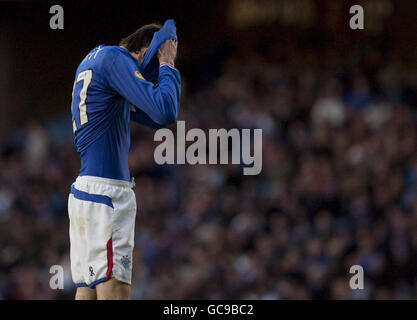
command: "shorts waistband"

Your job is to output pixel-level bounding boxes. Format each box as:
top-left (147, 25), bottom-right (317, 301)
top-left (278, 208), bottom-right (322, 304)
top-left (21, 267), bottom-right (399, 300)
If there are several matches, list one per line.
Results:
top-left (76, 175), bottom-right (135, 189)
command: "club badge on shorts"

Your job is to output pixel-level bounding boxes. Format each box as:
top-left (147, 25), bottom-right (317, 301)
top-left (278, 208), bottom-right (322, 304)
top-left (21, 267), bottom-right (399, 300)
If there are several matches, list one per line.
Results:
top-left (120, 255), bottom-right (131, 269)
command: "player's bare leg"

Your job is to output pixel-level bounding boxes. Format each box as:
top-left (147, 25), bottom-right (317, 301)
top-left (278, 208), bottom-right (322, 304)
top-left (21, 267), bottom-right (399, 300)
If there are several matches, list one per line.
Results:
top-left (75, 287), bottom-right (97, 300)
top-left (95, 278), bottom-right (131, 300)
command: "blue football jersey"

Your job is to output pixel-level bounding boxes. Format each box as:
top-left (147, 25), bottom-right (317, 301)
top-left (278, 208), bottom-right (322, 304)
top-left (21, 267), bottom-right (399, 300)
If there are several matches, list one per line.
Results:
top-left (70, 45), bottom-right (181, 181)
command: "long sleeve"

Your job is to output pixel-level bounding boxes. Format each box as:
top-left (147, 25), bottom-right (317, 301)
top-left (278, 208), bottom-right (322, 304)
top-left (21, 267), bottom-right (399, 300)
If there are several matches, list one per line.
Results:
top-left (129, 105), bottom-right (165, 129)
top-left (108, 54), bottom-right (181, 126)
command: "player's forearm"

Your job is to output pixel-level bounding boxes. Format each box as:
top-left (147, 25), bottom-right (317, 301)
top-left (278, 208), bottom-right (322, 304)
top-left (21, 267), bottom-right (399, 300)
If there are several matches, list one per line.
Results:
top-left (152, 64), bottom-right (181, 125)
top-left (130, 108), bottom-right (164, 129)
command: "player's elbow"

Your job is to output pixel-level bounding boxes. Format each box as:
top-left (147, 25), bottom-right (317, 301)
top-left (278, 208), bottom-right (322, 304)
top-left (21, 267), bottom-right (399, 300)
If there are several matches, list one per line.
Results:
top-left (158, 95), bottom-right (178, 126)
top-left (160, 109), bottom-right (177, 126)
top-left (153, 106), bottom-right (177, 126)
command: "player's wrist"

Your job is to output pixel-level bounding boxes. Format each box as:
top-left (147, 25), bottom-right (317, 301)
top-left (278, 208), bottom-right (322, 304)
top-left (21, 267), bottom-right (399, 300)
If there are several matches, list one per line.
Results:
top-left (158, 57), bottom-right (175, 67)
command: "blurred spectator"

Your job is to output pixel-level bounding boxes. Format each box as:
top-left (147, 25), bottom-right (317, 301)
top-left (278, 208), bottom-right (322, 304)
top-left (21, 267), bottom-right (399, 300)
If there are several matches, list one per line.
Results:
top-left (24, 121), bottom-right (49, 175)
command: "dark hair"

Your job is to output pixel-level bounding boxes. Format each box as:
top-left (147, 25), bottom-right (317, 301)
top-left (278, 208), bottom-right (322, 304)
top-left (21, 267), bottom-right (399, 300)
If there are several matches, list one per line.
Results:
top-left (119, 23), bottom-right (161, 53)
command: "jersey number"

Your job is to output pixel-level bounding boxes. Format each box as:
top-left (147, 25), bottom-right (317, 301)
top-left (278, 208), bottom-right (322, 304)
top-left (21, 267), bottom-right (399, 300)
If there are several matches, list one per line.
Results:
top-left (72, 69), bottom-right (93, 132)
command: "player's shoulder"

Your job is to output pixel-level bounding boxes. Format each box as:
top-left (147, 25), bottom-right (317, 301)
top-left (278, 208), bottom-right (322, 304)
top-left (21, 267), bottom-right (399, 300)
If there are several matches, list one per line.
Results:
top-left (101, 45), bottom-right (124, 57)
top-left (97, 46), bottom-right (137, 71)
top-left (76, 45), bottom-right (138, 83)
top-left (78, 45), bottom-right (125, 70)
top-left (101, 45), bottom-right (133, 61)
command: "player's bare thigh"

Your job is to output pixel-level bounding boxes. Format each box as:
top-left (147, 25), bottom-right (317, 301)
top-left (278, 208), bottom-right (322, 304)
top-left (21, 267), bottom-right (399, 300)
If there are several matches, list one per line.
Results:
top-left (95, 278), bottom-right (131, 300)
top-left (75, 287), bottom-right (97, 300)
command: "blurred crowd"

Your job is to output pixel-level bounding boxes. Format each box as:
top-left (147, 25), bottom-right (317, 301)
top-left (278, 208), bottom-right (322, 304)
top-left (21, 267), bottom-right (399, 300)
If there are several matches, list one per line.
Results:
top-left (1, 30), bottom-right (417, 299)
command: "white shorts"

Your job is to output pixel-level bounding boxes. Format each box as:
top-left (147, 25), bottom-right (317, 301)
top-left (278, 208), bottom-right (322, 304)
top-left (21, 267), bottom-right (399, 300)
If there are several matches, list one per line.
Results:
top-left (68, 175), bottom-right (137, 288)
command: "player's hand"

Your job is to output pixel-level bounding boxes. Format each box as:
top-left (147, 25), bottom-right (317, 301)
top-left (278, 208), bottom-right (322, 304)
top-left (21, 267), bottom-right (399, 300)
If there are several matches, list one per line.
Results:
top-left (157, 39), bottom-right (177, 67)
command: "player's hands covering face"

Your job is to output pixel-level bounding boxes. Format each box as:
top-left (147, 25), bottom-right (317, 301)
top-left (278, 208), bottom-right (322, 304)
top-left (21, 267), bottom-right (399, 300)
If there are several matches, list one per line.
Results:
top-left (157, 39), bottom-right (178, 67)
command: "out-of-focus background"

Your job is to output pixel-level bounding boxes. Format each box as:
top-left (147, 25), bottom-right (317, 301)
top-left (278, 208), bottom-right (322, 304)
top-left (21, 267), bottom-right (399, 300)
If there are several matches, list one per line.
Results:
top-left (1, 0), bottom-right (417, 299)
